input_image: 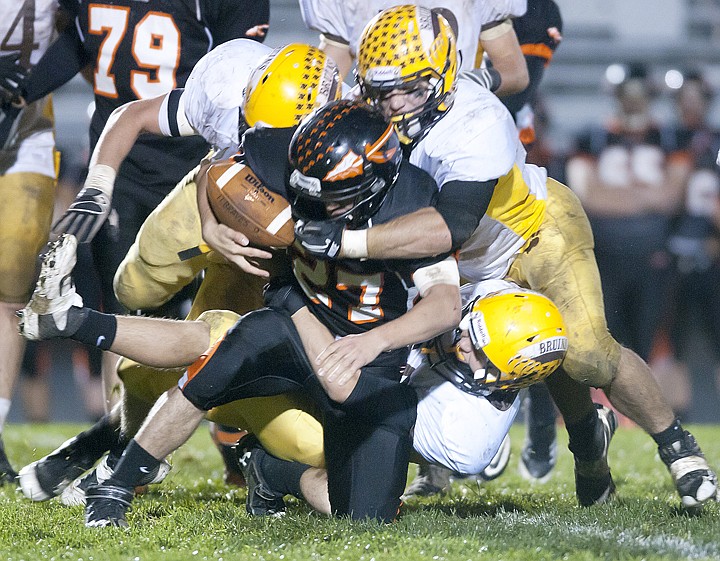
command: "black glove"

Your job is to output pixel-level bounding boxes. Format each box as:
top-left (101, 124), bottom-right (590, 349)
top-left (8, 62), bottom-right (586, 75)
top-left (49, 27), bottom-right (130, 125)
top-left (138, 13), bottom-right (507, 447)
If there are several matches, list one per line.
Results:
top-left (294, 219), bottom-right (344, 259)
top-left (0, 53), bottom-right (28, 104)
top-left (52, 187), bottom-right (112, 243)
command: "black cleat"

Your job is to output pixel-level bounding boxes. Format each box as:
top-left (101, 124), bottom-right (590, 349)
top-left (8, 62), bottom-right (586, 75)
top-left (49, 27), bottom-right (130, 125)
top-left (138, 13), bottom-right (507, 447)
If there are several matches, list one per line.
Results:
top-left (84, 483), bottom-right (134, 528)
top-left (235, 434), bottom-right (286, 516)
top-left (574, 405), bottom-right (617, 507)
top-left (18, 435), bottom-right (103, 500)
top-left (658, 430), bottom-right (717, 511)
top-left (519, 422), bottom-right (557, 483)
top-left (0, 436), bottom-right (18, 484)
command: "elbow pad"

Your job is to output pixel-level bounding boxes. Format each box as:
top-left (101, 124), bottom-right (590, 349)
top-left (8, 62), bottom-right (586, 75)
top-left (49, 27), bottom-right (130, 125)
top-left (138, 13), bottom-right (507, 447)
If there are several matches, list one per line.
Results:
top-left (435, 179), bottom-right (496, 249)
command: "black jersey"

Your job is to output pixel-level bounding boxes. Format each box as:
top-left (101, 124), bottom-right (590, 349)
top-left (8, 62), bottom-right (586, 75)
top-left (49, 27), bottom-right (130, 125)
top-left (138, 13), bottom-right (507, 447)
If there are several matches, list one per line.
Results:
top-left (240, 124), bottom-right (447, 337)
top-left (292, 164), bottom-right (443, 337)
top-left (64, 0), bottom-right (269, 203)
top-left (502, 0), bottom-right (562, 118)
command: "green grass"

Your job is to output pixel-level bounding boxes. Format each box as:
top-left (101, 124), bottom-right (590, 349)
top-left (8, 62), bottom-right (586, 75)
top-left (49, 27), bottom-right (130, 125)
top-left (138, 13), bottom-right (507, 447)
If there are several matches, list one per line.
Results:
top-left (1, 423), bottom-right (719, 561)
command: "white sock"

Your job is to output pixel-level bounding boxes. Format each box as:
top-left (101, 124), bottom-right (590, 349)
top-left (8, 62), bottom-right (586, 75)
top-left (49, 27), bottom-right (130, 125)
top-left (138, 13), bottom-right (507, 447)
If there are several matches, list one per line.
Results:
top-left (0, 398), bottom-right (11, 432)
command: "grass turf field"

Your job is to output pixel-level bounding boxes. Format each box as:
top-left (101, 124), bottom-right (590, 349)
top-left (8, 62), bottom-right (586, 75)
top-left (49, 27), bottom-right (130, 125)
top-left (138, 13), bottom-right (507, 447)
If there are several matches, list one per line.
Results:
top-left (1, 422), bottom-right (718, 561)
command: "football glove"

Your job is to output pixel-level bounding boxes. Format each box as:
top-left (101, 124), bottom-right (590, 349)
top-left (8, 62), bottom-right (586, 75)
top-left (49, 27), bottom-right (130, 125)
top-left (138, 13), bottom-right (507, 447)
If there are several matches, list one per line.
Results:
top-left (52, 164), bottom-right (117, 243)
top-left (0, 53), bottom-right (28, 105)
top-left (294, 219), bottom-right (344, 259)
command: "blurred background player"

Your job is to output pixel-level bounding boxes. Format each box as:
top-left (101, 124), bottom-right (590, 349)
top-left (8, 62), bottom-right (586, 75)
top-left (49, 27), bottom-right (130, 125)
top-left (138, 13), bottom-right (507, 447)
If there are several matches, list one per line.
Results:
top-left (0, 0), bottom-right (66, 483)
top-left (5, 0), bottom-right (270, 414)
top-left (565, 63), bottom-right (690, 367)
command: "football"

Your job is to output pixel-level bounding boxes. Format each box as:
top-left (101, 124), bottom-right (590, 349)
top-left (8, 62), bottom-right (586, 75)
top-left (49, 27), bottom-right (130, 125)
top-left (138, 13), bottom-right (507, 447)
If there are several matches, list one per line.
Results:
top-left (205, 159), bottom-right (295, 248)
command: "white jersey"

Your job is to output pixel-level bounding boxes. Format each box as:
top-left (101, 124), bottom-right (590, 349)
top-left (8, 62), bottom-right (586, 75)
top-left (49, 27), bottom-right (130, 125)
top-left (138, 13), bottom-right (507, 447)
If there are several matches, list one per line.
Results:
top-left (411, 74), bottom-right (548, 281)
top-left (409, 279), bottom-right (521, 474)
top-left (0, 0), bottom-right (59, 176)
top-left (158, 39), bottom-right (272, 156)
top-left (299, 0), bottom-right (526, 72)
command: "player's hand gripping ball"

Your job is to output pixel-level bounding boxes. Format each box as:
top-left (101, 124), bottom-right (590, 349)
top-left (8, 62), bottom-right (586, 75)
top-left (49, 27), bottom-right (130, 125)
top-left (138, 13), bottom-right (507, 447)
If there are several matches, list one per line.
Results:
top-left (206, 159), bottom-right (295, 248)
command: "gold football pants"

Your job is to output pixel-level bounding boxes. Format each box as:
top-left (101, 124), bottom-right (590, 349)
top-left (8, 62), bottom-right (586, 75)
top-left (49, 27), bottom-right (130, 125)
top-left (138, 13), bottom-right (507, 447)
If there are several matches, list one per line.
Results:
top-left (0, 172), bottom-right (55, 302)
top-left (507, 178), bottom-right (622, 387)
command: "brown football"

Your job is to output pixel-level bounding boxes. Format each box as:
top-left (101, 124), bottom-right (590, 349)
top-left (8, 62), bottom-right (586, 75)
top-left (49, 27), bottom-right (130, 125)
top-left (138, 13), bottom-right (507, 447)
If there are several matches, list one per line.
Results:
top-left (206, 159), bottom-right (295, 248)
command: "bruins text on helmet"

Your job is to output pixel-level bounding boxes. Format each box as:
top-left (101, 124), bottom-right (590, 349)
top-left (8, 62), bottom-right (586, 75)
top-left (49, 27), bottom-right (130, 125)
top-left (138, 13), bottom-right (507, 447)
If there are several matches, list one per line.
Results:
top-left (427, 287), bottom-right (568, 395)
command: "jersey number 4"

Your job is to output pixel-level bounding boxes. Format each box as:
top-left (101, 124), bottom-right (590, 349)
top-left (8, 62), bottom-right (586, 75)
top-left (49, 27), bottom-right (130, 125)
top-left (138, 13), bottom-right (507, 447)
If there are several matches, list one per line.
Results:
top-left (89, 5), bottom-right (180, 99)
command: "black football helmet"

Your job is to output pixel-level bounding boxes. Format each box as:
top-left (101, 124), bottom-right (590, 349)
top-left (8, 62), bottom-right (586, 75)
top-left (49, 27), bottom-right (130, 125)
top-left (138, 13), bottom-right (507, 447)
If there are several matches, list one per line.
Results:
top-left (287, 99), bottom-right (402, 228)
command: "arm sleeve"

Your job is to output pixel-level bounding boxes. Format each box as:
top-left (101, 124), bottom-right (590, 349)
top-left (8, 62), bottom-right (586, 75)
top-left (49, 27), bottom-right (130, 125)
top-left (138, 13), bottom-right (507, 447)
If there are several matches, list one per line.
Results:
top-left (23, 24), bottom-right (90, 103)
top-left (158, 89), bottom-right (196, 137)
top-left (435, 179), bottom-right (497, 249)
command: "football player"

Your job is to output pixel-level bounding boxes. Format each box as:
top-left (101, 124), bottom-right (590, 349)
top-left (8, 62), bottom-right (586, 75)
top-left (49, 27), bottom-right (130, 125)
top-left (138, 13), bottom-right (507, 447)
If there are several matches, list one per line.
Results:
top-left (17, 43), bottom-right (340, 506)
top-left (299, 0), bottom-right (529, 96)
top-left (233, 279), bottom-right (616, 515)
top-left (0, 0), bottom-right (63, 484)
top-left (18, 100), bottom-right (462, 526)
top-left (293, 5), bottom-right (718, 511)
top-left (5, 0), bottom-right (270, 413)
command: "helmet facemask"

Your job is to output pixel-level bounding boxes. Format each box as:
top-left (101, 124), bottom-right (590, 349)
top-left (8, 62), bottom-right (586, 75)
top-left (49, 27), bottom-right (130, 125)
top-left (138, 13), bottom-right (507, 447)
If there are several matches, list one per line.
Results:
top-left (357, 5), bottom-right (459, 145)
top-left (288, 100), bottom-right (402, 228)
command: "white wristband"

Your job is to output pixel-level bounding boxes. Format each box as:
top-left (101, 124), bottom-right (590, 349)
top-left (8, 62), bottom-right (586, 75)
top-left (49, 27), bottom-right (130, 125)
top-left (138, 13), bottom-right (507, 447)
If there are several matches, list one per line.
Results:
top-left (85, 164), bottom-right (117, 198)
top-left (342, 228), bottom-right (368, 259)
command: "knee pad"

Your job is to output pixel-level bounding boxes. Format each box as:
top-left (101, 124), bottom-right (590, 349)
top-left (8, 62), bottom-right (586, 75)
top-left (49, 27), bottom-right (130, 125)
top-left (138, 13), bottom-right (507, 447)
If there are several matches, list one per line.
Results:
top-left (562, 331), bottom-right (621, 388)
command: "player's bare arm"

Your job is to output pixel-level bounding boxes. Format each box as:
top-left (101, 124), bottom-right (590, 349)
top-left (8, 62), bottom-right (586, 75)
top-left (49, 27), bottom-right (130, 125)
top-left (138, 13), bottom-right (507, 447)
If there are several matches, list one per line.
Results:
top-left (316, 257), bottom-right (461, 395)
top-left (480, 21), bottom-right (530, 96)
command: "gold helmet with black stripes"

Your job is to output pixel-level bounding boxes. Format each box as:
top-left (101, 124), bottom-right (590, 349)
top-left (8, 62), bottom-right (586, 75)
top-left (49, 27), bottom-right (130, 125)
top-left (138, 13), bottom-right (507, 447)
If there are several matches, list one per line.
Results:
top-left (356, 5), bottom-right (458, 143)
top-left (242, 43), bottom-right (341, 128)
top-left (428, 285), bottom-right (568, 394)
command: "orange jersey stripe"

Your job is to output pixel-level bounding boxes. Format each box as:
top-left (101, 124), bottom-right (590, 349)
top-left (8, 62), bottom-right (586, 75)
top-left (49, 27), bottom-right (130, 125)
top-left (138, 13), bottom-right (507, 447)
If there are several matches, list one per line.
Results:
top-left (182, 333), bottom-right (227, 388)
top-left (521, 43), bottom-right (554, 63)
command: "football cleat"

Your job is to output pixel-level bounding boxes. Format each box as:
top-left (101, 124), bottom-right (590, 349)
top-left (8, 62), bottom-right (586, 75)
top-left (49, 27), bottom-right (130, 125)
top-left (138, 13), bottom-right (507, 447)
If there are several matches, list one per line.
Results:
top-left (574, 405), bottom-right (617, 507)
top-left (235, 434), bottom-right (286, 516)
top-left (84, 483), bottom-right (134, 528)
top-left (18, 234), bottom-right (85, 341)
top-left (658, 430), bottom-right (718, 511)
top-left (519, 422), bottom-right (557, 483)
top-left (61, 453), bottom-right (171, 507)
top-left (478, 434), bottom-right (512, 482)
top-left (0, 436), bottom-right (18, 484)
top-left (18, 434), bottom-right (103, 501)
top-left (401, 462), bottom-right (451, 500)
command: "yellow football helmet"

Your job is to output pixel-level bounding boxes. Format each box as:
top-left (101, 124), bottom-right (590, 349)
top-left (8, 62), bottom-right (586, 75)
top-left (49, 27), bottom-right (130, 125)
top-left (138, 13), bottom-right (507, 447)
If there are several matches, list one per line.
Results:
top-left (428, 286), bottom-right (568, 394)
top-left (356, 5), bottom-right (458, 143)
top-left (242, 43), bottom-right (341, 129)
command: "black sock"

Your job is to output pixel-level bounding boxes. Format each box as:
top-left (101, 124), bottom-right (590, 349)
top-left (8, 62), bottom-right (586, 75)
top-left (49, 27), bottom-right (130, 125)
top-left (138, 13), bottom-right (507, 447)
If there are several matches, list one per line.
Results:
top-left (72, 309), bottom-right (117, 350)
top-left (651, 419), bottom-right (684, 447)
top-left (259, 452), bottom-right (311, 499)
top-left (566, 409), bottom-right (600, 461)
top-left (72, 413), bottom-right (121, 458)
top-left (106, 439), bottom-right (161, 488)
